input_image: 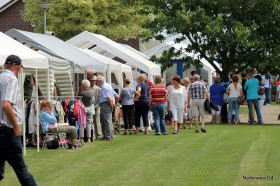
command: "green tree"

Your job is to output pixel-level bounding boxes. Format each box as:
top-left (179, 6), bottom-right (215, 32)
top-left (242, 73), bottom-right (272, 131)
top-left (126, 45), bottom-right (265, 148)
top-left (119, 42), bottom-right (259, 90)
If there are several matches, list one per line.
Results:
top-left (124, 0), bottom-right (280, 78)
top-left (22, 0), bottom-right (147, 40)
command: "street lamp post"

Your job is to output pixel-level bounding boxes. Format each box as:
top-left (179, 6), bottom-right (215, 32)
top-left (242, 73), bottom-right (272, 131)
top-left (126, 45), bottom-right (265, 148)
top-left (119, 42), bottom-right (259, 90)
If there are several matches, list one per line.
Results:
top-left (38, 2), bottom-right (52, 34)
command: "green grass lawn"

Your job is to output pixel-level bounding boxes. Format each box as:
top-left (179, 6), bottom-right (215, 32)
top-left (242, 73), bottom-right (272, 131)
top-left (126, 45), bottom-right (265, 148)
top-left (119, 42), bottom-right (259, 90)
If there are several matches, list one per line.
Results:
top-left (1, 125), bottom-right (279, 186)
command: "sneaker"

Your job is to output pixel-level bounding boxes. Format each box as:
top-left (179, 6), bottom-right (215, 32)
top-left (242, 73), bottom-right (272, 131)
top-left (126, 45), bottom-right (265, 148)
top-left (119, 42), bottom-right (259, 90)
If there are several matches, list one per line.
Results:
top-left (162, 132), bottom-right (168, 135)
top-left (155, 133), bottom-right (161, 135)
top-left (201, 128), bottom-right (206, 133)
top-left (173, 130), bottom-right (178, 134)
top-left (195, 129), bottom-right (199, 133)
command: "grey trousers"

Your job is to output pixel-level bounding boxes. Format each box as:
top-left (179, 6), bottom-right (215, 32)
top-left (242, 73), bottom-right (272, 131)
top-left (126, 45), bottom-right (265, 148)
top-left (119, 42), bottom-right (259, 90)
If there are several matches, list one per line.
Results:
top-left (100, 102), bottom-right (113, 139)
top-left (93, 112), bottom-right (102, 139)
top-left (79, 112), bottom-right (93, 138)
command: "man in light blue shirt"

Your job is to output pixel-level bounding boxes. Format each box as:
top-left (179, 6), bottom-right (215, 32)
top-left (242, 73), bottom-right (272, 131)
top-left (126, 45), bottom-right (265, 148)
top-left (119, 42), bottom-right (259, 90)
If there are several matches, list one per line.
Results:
top-left (244, 72), bottom-right (262, 124)
top-left (97, 76), bottom-right (118, 140)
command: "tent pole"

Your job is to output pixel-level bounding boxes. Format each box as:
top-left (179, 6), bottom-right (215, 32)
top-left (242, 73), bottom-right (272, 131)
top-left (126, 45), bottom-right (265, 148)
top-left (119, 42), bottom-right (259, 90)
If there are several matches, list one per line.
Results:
top-left (107, 64), bottom-right (111, 84)
top-left (47, 68), bottom-right (50, 101)
top-left (36, 69), bottom-right (40, 152)
top-left (72, 64), bottom-right (75, 94)
top-left (20, 68), bottom-right (26, 156)
top-left (163, 70), bottom-right (167, 87)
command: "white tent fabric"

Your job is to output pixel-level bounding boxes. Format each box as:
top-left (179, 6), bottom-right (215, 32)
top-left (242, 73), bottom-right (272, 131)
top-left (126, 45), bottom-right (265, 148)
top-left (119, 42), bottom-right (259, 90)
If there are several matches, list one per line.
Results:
top-left (120, 44), bottom-right (150, 59)
top-left (66, 31), bottom-right (161, 76)
top-left (144, 39), bottom-right (221, 85)
top-left (0, 32), bottom-right (49, 154)
top-left (79, 48), bottom-right (133, 88)
top-left (0, 32), bottom-right (49, 69)
top-left (37, 51), bottom-right (74, 99)
top-left (5, 29), bottom-right (107, 72)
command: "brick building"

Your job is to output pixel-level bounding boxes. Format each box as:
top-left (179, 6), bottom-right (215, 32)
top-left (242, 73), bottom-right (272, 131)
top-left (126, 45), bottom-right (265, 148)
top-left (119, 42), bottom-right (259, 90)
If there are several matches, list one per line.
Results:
top-left (0, 0), bottom-right (34, 32)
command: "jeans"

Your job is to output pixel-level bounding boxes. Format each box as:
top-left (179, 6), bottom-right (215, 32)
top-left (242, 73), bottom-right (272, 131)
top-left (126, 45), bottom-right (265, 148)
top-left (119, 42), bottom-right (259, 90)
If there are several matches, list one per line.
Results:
top-left (152, 103), bottom-right (167, 134)
top-left (247, 99), bottom-right (262, 124)
top-left (0, 127), bottom-right (37, 185)
top-left (265, 88), bottom-right (271, 104)
top-left (100, 102), bottom-right (113, 139)
top-left (258, 99), bottom-right (264, 122)
top-left (228, 97), bottom-right (239, 122)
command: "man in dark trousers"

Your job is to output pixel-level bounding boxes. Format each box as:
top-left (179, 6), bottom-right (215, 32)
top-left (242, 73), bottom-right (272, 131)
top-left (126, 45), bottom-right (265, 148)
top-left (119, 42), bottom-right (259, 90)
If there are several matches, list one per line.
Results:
top-left (0, 55), bottom-right (37, 185)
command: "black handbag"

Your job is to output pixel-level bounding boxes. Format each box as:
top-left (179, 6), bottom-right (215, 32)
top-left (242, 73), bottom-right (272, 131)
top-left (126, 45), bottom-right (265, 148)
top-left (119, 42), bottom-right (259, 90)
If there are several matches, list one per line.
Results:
top-left (47, 138), bottom-right (59, 149)
top-left (204, 99), bottom-right (211, 113)
top-left (210, 102), bottom-right (219, 111)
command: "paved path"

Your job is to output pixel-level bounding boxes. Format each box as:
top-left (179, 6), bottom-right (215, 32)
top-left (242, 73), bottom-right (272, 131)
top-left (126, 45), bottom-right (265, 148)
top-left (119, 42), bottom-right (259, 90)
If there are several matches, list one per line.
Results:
top-left (204, 104), bottom-right (280, 125)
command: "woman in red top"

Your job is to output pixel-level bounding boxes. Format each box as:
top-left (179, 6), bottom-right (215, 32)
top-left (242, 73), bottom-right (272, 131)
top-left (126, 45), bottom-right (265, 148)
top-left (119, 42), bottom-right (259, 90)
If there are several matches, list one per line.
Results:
top-left (149, 75), bottom-right (168, 135)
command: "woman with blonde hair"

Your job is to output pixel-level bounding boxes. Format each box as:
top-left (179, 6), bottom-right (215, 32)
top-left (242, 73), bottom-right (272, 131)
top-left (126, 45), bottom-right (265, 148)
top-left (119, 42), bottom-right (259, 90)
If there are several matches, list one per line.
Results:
top-left (134, 74), bottom-right (150, 134)
top-left (79, 79), bottom-right (95, 142)
top-left (40, 100), bottom-right (78, 148)
top-left (182, 77), bottom-right (191, 129)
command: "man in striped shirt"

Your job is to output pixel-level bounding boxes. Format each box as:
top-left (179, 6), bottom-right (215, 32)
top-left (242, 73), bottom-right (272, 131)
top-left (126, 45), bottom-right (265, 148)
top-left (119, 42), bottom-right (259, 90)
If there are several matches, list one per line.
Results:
top-left (188, 74), bottom-right (210, 133)
top-left (0, 55), bottom-right (36, 185)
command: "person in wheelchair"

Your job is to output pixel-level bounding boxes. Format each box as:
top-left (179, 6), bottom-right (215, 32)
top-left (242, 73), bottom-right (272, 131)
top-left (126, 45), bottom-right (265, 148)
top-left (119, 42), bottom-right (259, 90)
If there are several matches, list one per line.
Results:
top-left (39, 100), bottom-right (78, 149)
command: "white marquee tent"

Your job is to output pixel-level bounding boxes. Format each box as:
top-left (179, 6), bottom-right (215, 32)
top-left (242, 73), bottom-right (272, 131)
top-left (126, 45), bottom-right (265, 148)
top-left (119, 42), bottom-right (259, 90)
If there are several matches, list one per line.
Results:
top-left (144, 40), bottom-right (221, 85)
top-left (66, 31), bottom-right (161, 76)
top-left (37, 51), bottom-right (74, 99)
top-left (79, 48), bottom-right (133, 90)
top-left (0, 32), bottom-right (49, 154)
top-left (5, 29), bottom-right (107, 73)
top-left (0, 32), bottom-right (48, 69)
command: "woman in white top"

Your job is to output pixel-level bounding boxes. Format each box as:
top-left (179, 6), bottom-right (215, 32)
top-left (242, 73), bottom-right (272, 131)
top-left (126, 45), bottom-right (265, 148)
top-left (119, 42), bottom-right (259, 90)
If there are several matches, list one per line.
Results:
top-left (167, 75), bottom-right (187, 134)
top-left (226, 76), bottom-right (243, 124)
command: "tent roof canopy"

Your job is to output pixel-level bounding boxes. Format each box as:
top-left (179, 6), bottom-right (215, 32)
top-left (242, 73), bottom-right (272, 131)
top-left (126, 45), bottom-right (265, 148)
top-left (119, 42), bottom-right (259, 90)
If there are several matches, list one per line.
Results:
top-left (0, 32), bottom-right (48, 69)
top-left (145, 39), bottom-right (221, 73)
top-left (79, 49), bottom-right (132, 73)
top-left (5, 29), bottom-right (107, 72)
top-left (66, 31), bottom-right (161, 76)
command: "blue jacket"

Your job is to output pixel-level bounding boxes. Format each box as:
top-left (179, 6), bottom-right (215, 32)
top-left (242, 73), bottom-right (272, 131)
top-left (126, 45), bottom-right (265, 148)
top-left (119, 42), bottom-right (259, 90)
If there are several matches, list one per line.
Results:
top-left (210, 83), bottom-right (226, 106)
top-left (40, 110), bottom-right (57, 132)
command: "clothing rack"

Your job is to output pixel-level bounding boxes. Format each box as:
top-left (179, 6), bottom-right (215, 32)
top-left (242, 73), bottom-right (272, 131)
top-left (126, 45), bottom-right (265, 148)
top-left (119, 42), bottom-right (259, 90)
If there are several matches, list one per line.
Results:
top-left (24, 95), bottom-right (82, 152)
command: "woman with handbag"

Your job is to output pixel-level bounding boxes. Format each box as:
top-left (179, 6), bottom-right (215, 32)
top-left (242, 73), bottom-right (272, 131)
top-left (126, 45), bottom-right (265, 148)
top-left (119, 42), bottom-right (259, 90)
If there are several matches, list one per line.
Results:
top-left (226, 76), bottom-right (243, 124)
top-left (209, 77), bottom-right (226, 124)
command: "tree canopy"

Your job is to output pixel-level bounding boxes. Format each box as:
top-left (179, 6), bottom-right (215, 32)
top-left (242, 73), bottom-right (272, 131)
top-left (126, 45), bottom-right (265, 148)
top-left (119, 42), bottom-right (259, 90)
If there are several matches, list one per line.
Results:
top-left (124, 0), bottom-right (280, 77)
top-left (22, 0), bottom-right (148, 40)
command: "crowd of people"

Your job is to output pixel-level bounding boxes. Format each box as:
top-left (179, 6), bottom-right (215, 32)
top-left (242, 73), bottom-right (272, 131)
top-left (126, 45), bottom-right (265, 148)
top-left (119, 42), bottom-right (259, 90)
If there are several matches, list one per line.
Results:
top-left (38, 67), bottom-right (279, 149)
top-left (1, 54), bottom-right (279, 185)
